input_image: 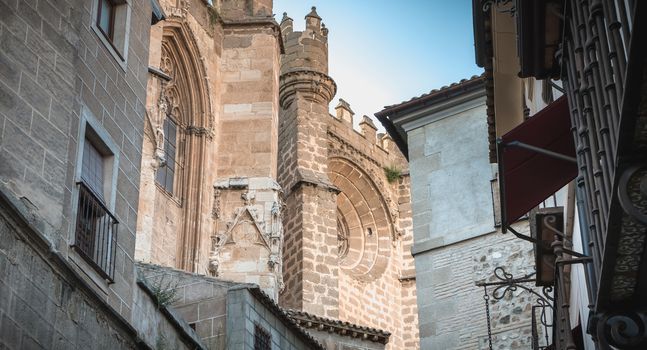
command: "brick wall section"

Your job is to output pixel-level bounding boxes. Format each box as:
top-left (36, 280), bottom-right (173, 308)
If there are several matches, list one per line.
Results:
top-left (0, 0), bottom-right (151, 322)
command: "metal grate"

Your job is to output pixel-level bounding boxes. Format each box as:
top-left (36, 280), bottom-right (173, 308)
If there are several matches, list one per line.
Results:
top-left (74, 181), bottom-right (118, 281)
top-left (254, 323), bottom-right (271, 350)
top-left (561, 0), bottom-right (635, 288)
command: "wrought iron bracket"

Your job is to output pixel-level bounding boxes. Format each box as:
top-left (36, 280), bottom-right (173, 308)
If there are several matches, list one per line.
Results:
top-left (476, 267), bottom-right (555, 349)
top-left (504, 141), bottom-right (577, 164)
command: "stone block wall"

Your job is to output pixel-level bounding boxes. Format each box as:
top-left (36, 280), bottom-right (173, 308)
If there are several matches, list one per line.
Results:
top-left (137, 263), bottom-right (236, 349)
top-left (415, 223), bottom-right (538, 350)
top-left (135, 0), bottom-right (285, 294)
top-left (226, 286), bottom-right (322, 350)
top-left (0, 0), bottom-right (152, 321)
top-left (219, 19), bottom-right (281, 179)
top-left (0, 190), bottom-right (202, 350)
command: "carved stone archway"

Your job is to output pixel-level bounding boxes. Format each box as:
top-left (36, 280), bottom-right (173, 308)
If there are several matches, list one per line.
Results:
top-left (159, 23), bottom-right (211, 271)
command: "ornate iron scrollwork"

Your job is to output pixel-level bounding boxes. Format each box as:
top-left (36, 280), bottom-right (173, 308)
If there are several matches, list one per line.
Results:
top-left (477, 267), bottom-right (554, 349)
top-left (593, 311), bottom-right (647, 349)
top-left (488, 267), bottom-right (554, 304)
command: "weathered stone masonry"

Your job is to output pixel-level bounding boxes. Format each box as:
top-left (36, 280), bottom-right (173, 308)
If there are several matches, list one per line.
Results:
top-left (278, 8), bottom-right (419, 349)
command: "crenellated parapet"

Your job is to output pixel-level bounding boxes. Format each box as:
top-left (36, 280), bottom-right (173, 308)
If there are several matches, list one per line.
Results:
top-left (278, 7), bottom-right (336, 108)
top-left (280, 7), bottom-right (330, 75)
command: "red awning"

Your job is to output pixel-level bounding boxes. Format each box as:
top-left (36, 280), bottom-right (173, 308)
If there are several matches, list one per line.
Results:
top-left (499, 95), bottom-right (577, 227)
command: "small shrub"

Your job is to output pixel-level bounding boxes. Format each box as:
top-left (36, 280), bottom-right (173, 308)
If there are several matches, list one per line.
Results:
top-left (208, 6), bottom-right (220, 26)
top-left (149, 276), bottom-right (179, 308)
top-left (384, 165), bottom-right (402, 183)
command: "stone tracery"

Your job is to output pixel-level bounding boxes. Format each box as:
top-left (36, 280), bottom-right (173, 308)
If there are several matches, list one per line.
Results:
top-left (329, 157), bottom-right (394, 282)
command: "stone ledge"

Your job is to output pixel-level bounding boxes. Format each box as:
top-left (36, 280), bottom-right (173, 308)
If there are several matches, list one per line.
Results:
top-left (0, 185), bottom-right (154, 350)
top-left (136, 279), bottom-right (208, 349)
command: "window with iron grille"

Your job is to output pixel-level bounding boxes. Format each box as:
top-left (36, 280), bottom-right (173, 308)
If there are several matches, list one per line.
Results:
top-left (156, 116), bottom-right (181, 196)
top-left (254, 324), bottom-right (271, 350)
top-left (74, 135), bottom-right (118, 281)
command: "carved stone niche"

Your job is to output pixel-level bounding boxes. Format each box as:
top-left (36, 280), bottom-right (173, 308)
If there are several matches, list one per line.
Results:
top-left (208, 177), bottom-right (285, 297)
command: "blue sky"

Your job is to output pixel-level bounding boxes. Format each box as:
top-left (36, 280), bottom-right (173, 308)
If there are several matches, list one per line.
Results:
top-left (274, 0), bottom-right (483, 127)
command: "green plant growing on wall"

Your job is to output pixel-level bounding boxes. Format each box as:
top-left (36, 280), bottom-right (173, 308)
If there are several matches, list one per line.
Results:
top-left (156, 334), bottom-right (169, 350)
top-left (149, 276), bottom-right (180, 308)
top-left (384, 165), bottom-right (402, 183)
top-left (208, 5), bottom-right (220, 27)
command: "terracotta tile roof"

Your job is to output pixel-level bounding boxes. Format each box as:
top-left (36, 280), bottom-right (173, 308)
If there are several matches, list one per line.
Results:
top-left (285, 309), bottom-right (391, 344)
top-left (380, 74), bottom-right (485, 113)
top-left (375, 74), bottom-right (486, 159)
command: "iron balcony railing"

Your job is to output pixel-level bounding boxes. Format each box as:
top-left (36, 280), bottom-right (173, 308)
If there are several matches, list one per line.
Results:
top-left (73, 181), bottom-right (118, 281)
top-left (561, 0), bottom-right (635, 295)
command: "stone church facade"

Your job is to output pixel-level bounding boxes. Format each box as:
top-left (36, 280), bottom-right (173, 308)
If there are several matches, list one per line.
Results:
top-left (133, 0), bottom-right (419, 349)
top-left (0, 0), bottom-right (417, 348)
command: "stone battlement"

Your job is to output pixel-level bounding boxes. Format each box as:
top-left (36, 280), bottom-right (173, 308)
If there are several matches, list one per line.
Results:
top-left (280, 7), bottom-right (329, 75)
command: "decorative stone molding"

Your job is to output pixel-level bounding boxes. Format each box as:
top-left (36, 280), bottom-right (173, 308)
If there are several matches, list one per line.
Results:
top-left (328, 157), bottom-right (393, 282)
top-left (328, 132), bottom-right (400, 226)
top-left (185, 125), bottom-right (213, 138)
top-left (279, 70), bottom-right (337, 108)
top-left (209, 177), bottom-right (285, 295)
top-left (211, 189), bottom-right (221, 218)
top-left (164, 0), bottom-right (191, 19)
top-left (610, 165), bottom-right (647, 301)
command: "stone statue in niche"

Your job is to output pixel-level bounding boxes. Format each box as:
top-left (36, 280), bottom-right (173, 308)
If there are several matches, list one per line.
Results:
top-left (153, 89), bottom-right (170, 167)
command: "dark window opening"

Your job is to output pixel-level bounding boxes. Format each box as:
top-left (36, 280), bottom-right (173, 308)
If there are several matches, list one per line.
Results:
top-left (97, 0), bottom-right (115, 41)
top-left (74, 136), bottom-right (118, 281)
top-left (155, 117), bottom-right (180, 195)
top-left (254, 324), bottom-right (271, 350)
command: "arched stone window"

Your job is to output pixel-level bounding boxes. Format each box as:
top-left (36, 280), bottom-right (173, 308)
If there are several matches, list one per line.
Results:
top-left (155, 114), bottom-right (183, 195)
top-left (153, 24), bottom-right (210, 270)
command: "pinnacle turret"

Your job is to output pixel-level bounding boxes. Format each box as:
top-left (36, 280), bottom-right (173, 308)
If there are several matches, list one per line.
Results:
top-left (280, 12), bottom-right (293, 36)
top-left (305, 6), bottom-right (322, 32)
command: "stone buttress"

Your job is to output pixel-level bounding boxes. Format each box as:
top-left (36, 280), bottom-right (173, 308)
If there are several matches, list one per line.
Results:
top-left (277, 8), bottom-right (340, 318)
top-left (136, 0), bottom-right (285, 300)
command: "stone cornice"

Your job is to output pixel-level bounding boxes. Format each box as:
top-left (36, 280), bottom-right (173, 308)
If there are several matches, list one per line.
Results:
top-left (220, 18), bottom-right (285, 54)
top-left (279, 70), bottom-right (337, 108)
top-left (285, 309), bottom-right (391, 344)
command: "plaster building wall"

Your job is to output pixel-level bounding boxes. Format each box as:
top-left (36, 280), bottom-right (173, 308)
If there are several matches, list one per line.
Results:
top-left (277, 9), bottom-right (418, 349)
top-left (0, 0), bottom-right (152, 325)
top-left (135, 0), bottom-right (285, 299)
top-left (399, 82), bottom-right (540, 349)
